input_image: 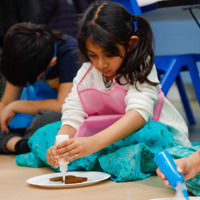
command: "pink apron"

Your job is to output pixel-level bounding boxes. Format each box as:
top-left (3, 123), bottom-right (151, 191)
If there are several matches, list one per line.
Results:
top-left (75, 65), bottom-right (164, 137)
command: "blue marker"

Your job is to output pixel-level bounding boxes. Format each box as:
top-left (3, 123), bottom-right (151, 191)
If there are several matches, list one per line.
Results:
top-left (154, 151), bottom-right (189, 200)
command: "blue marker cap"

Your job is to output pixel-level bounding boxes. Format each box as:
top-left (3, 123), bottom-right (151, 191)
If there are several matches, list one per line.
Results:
top-left (154, 151), bottom-right (184, 187)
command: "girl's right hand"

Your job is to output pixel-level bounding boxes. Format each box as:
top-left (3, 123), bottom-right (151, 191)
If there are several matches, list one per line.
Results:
top-left (46, 145), bottom-right (59, 168)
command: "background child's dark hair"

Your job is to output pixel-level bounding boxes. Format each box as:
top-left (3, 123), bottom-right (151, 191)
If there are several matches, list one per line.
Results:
top-left (77, 1), bottom-right (159, 87)
top-left (0, 22), bottom-right (65, 86)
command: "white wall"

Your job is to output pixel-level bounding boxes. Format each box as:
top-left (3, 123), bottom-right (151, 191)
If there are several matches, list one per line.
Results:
top-left (143, 5), bottom-right (200, 84)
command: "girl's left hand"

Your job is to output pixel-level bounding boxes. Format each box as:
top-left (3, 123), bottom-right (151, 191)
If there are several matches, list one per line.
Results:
top-left (46, 145), bottom-right (59, 168)
top-left (56, 136), bottom-right (96, 162)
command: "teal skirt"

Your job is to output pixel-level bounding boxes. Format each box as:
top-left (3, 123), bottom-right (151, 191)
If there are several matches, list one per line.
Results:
top-left (16, 120), bottom-right (200, 195)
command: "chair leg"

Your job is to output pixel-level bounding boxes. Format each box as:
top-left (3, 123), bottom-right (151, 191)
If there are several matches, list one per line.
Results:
top-left (188, 64), bottom-right (200, 105)
top-left (176, 74), bottom-right (195, 125)
top-left (159, 58), bottom-right (180, 95)
top-left (158, 57), bottom-right (196, 124)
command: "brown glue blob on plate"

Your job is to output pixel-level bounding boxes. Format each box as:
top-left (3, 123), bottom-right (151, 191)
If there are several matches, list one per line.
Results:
top-left (50, 175), bottom-right (87, 184)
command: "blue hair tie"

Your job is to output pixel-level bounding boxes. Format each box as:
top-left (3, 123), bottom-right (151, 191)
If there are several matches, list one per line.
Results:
top-left (53, 43), bottom-right (57, 57)
top-left (41, 43), bottom-right (57, 81)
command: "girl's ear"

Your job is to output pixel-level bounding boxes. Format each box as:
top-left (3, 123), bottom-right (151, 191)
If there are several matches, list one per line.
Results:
top-left (49, 57), bottom-right (57, 66)
top-left (128, 36), bottom-right (139, 50)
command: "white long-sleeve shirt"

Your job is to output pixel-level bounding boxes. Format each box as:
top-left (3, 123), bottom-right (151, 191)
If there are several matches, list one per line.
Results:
top-left (62, 62), bottom-right (191, 146)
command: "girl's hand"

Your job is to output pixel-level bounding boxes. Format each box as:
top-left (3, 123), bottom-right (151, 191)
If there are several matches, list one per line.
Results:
top-left (46, 145), bottom-right (59, 168)
top-left (56, 136), bottom-right (96, 162)
top-left (0, 104), bottom-right (16, 133)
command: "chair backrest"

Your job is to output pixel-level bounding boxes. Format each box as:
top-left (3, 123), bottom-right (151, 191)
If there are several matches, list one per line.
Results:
top-left (111, 0), bottom-right (142, 15)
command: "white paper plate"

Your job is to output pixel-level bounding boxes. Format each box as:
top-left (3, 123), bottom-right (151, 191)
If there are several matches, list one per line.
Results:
top-left (26, 171), bottom-right (111, 188)
top-left (150, 197), bottom-right (200, 200)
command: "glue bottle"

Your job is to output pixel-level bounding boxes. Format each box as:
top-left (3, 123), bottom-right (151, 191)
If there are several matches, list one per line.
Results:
top-left (154, 151), bottom-right (189, 200)
top-left (56, 134), bottom-right (69, 183)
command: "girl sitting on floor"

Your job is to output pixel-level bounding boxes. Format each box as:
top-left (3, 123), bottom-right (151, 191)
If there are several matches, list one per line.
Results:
top-left (46, 1), bottom-right (190, 167)
top-left (17, 2), bottom-right (198, 192)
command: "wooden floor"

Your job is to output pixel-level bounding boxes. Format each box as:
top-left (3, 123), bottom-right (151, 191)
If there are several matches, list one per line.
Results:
top-left (0, 155), bottom-right (177, 200)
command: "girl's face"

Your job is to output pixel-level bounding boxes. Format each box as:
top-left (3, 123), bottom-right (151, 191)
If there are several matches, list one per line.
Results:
top-left (85, 38), bottom-right (126, 81)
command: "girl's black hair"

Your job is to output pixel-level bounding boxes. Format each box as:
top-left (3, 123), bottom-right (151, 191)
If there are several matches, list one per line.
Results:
top-left (0, 22), bottom-right (65, 86)
top-left (77, 1), bottom-right (159, 87)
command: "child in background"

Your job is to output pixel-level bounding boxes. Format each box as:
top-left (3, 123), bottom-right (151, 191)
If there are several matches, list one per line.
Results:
top-left (46, 1), bottom-right (190, 167)
top-left (156, 149), bottom-right (200, 185)
top-left (0, 22), bottom-right (79, 154)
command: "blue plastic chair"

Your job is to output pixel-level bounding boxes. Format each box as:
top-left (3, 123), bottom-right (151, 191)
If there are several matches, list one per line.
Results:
top-left (111, 0), bottom-right (200, 124)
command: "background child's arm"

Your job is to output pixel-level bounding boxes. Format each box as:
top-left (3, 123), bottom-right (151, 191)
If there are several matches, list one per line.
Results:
top-left (0, 81), bottom-right (21, 133)
top-left (0, 82), bottom-right (73, 133)
top-left (4, 82), bottom-right (73, 115)
top-left (0, 81), bottom-right (21, 110)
